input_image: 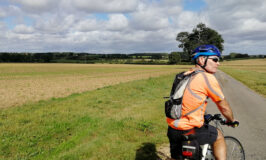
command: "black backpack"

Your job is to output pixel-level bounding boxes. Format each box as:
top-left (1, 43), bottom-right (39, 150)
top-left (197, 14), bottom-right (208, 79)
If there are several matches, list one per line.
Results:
top-left (165, 70), bottom-right (203, 119)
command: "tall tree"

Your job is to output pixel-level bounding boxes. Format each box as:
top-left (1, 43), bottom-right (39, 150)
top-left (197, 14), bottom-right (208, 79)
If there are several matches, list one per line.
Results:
top-left (176, 23), bottom-right (224, 57)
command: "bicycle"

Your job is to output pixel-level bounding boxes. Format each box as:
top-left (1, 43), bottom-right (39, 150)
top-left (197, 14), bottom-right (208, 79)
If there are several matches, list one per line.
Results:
top-left (181, 114), bottom-right (245, 160)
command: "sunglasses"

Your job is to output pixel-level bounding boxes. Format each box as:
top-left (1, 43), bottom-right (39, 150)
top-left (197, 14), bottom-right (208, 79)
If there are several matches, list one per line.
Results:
top-left (208, 57), bottom-right (220, 63)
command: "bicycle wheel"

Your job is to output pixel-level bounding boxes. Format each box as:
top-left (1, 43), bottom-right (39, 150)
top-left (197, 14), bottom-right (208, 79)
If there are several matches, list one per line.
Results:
top-left (224, 136), bottom-right (245, 160)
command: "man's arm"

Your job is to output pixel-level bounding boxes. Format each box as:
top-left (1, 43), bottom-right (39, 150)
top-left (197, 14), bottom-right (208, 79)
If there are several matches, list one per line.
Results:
top-left (215, 99), bottom-right (235, 122)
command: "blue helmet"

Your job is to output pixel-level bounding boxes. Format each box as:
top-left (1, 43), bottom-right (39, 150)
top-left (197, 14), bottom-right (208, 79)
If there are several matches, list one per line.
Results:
top-left (192, 44), bottom-right (221, 60)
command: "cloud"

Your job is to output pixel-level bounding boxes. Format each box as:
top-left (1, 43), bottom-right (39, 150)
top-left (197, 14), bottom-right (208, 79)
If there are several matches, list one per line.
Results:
top-left (0, 0), bottom-right (266, 54)
top-left (202, 0), bottom-right (266, 54)
top-left (74, 18), bottom-right (102, 32)
top-left (241, 18), bottom-right (266, 32)
top-left (0, 5), bottom-right (22, 17)
top-left (34, 14), bottom-right (77, 34)
top-left (0, 9), bottom-right (7, 18)
top-left (13, 24), bottom-right (34, 34)
top-left (72, 0), bottom-right (139, 13)
top-left (106, 14), bottom-right (128, 31)
top-left (176, 11), bottom-right (204, 30)
top-left (130, 1), bottom-right (175, 31)
top-left (10, 0), bottom-right (57, 13)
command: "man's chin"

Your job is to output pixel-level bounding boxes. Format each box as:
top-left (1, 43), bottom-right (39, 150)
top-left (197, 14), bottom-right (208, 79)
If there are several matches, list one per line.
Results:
top-left (206, 69), bottom-right (217, 74)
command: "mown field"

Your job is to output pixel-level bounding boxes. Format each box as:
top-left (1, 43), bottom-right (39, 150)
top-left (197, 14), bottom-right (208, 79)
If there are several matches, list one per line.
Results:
top-left (0, 59), bottom-right (265, 159)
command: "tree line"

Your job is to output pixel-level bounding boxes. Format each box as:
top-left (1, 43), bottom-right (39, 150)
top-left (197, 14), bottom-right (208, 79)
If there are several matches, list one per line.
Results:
top-left (0, 51), bottom-right (263, 64)
top-left (0, 23), bottom-right (264, 64)
top-left (0, 52), bottom-right (169, 64)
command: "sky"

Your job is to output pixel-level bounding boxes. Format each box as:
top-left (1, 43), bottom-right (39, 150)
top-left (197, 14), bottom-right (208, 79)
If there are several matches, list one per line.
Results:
top-left (0, 0), bottom-right (266, 55)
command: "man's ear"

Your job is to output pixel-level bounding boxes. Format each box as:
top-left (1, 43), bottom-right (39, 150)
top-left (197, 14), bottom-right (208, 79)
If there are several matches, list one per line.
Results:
top-left (197, 56), bottom-right (206, 65)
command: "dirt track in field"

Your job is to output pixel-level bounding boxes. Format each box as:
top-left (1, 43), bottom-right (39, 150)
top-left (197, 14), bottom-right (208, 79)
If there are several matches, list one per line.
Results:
top-left (157, 70), bottom-right (266, 160)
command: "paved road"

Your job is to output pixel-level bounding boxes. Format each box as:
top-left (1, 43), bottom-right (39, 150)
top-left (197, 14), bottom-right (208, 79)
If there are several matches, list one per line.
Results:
top-left (206, 70), bottom-right (266, 160)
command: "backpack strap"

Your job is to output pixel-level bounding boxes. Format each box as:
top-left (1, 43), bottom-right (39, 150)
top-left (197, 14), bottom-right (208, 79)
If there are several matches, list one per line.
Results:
top-left (191, 69), bottom-right (205, 75)
top-left (170, 70), bottom-right (204, 95)
top-left (182, 70), bottom-right (205, 117)
top-left (170, 71), bottom-right (185, 97)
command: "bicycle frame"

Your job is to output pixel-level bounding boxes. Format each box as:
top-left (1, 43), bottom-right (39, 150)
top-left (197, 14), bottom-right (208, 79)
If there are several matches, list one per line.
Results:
top-left (200, 143), bottom-right (215, 160)
top-left (200, 144), bottom-right (210, 160)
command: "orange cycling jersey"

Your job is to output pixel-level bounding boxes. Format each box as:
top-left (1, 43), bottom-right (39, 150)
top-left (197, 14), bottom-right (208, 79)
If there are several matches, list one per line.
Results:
top-left (167, 69), bottom-right (224, 130)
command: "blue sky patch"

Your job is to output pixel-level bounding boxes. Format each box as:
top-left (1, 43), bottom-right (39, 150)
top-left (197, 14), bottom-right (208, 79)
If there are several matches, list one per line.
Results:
top-left (168, 17), bottom-right (173, 24)
top-left (3, 16), bottom-right (34, 30)
top-left (0, 1), bottom-right (9, 6)
top-left (3, 17), bottom-right (15, 29)
top-left (24, 16), bottom-right (34, 26)
top-left (93, 13), bottom-right (109, 20)
top-left (183, 0), bottom-right (206, 11)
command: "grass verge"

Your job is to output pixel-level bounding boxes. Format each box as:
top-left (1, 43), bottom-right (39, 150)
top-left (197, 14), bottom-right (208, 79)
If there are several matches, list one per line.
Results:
top-left (0, 73), bottom-right (176, 160)
top-left (220, 59), bottom-right (266, 97)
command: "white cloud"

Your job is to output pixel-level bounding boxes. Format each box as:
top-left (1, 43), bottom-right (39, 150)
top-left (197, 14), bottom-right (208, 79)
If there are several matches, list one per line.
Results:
top-left (75, 18), bottom-right (102, 32)
top-left (73, 0), bottom-right (139, 13)
top-left (176, 11), bottom-right (203, 30)
top-left (130, 2), bottom-right (172, 31)
top-left (199, 0), bottom-right (266, 54)
top-left (241, 19), bottom-right (266, 32)
top-left (106, 14), bottom-right (128, 31)
top-left (10, 0), bottom-right (57, 13)
top-left (34, 14), bottom-right (76, 34)
top-left (0, 5), bottom-right (22, 17)
top-left (13, 24), bottom-right (34, 34)
top-left (0, 0), bottom-right (266, 54)
top-left (0, 8), bottom-right (7, 18)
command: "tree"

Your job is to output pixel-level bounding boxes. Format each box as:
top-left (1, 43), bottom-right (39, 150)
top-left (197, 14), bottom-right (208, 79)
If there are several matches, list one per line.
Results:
top-left (176, 23), bottom-right (224, 57)
top-left (169, 52), bottom-right (181, 64)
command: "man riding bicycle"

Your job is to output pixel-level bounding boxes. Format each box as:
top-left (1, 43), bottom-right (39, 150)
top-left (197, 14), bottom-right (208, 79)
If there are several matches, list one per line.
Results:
top-left (167, 44), bottom-right (237, 160)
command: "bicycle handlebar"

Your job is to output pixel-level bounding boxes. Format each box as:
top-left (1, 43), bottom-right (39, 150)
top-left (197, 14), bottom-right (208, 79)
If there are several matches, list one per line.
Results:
top-left (222, 119), bottom-right (239, 126)
top-left (204, 114), bottom-right (239, 128)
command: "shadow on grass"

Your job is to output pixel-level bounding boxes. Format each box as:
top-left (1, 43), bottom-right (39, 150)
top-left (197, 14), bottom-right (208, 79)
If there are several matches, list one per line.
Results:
top-left (135, 142), bottom-right (161, 160)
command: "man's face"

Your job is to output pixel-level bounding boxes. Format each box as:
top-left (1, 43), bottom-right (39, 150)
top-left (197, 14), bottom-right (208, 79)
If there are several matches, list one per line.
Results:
top-left (204, 56), bottom-right (220, 73)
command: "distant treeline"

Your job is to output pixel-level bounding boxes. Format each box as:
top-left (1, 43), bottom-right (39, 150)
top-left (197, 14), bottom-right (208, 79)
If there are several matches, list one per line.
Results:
top-left (0, 52), bottom-right (264, 64)
top-left (223, 52), bottom-right (265, 60)
top-left (0, 52), bottom-right (170, 64)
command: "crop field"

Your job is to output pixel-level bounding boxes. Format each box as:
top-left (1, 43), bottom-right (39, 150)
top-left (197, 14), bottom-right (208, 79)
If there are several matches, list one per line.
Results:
top-left (0, 63), bottom-right (191, 108)
top-left (220, 59), bottom-right (266, 97)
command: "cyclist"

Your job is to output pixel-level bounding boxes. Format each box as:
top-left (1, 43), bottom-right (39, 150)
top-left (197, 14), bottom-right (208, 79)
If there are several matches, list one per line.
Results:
top-left (167, 44), bottom-right (237, 160)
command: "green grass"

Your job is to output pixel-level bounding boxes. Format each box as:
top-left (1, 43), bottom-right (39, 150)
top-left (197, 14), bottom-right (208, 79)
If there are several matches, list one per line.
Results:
top-left (220, 59), bottom-right (266, 97)
top-left (0, 74), bottom-right (176, 160)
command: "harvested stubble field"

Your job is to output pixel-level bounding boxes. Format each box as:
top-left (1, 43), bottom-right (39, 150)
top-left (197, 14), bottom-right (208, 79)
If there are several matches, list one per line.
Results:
top-left (0, 63), bottom-right (191, 108)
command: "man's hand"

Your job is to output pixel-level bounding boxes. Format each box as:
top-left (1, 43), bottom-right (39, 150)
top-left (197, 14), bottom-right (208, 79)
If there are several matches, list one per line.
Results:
top-left (225, 120), bottom-right (239, 128)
